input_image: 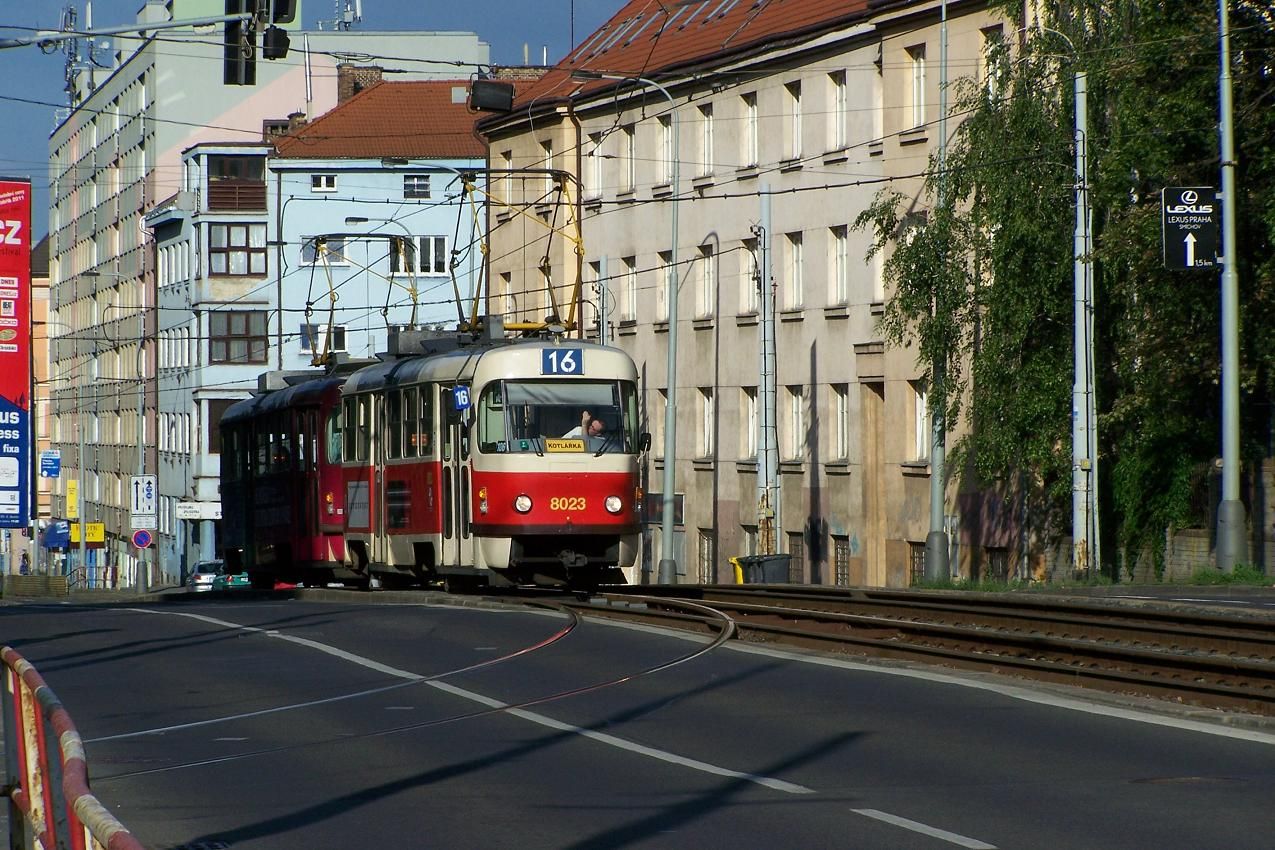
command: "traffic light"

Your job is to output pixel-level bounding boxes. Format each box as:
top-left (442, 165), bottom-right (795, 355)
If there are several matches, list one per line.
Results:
top-left (262, 25), bottom-right (290, 59)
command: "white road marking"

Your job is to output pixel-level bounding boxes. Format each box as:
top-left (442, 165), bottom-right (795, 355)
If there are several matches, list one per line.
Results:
top-left (213, 737), bottom-right (248, 742)
top-left (113, 607), bottom-right (812, 794)
top-left (852, 809), bottom-right (997, 849)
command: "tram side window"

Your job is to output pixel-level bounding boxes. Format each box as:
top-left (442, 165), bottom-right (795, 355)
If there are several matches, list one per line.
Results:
top-left (478, 384), bottom-right (508, 453)
top-left (342, 397), bottom-right (356, 463)
top-left (386, 391), bottom-right (402, 460)
top-left (419, 386), bottom-right (434, 455)
top-left (403, 387), bottom-right (419, 458)
top-left (356, 395), bottom-right (371, 462)
top-left (255, 429), bottom-right (269, 476)
top-left (327, 407), bottom-right (342, 464)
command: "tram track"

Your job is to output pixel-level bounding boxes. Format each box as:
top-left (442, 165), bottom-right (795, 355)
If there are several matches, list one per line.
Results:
top-left (562, 586), bottom-right (1275, 717)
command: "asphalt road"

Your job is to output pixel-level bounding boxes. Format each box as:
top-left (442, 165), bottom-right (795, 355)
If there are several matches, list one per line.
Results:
top-left (3, 595), bottom-right (1274, 849)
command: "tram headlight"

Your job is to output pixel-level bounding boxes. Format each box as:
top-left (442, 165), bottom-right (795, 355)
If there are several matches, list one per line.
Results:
top-left (514, 494), bottom-right (533, 513)
top-left (604, 495), bottom-right (623, 514)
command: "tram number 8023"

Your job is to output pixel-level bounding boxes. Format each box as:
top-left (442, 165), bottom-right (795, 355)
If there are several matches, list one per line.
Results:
top-left (549, 497), bottom-right (587, 511)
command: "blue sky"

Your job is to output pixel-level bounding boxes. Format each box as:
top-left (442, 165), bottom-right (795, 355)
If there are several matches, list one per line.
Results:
top-left (1, 0), bottom-right (616, 238)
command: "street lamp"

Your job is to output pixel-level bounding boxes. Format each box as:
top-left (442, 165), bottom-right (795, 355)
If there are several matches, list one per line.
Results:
top-left (572, 70), bottom-right (681, 584)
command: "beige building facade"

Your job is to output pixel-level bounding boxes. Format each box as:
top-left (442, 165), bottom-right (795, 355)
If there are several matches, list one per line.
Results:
top-left (481, 0), bottom-right (1016, 587)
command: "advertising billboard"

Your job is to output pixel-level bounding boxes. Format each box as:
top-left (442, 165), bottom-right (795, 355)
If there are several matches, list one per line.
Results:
top-left (0, 179), bottom-right (30, 528)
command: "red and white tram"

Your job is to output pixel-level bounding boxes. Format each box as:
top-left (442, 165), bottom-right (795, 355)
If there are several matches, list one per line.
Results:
top-left (338, 332), bottom-right (643, 590)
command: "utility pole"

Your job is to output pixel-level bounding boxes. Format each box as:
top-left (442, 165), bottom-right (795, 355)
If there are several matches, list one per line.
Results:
top-left (1216, 0), bottom-right (1246, 572)
top-left (1072, 69), bottom-right (1094, 576)
top-left (756, 189), bottom-right (778, 556)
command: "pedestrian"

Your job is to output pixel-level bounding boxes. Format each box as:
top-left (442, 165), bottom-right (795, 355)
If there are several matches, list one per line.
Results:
top-left (19, 551), bottom-right (29, 575)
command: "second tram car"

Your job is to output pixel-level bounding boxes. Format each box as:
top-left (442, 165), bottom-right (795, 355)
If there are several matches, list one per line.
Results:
top-left (340, 334), bottom-right (643, 590)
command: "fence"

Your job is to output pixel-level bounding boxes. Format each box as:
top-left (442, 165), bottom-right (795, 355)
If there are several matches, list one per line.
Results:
top-left (2, 647), bottom-right (144, 850)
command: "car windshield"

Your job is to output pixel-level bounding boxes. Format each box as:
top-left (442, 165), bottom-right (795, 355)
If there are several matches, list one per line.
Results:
top-left (477, 380), bottom-right (639, 454)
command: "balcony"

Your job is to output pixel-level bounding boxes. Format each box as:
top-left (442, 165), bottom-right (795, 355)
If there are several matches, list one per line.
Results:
top-left (206, 179), bottom-right (266, 212)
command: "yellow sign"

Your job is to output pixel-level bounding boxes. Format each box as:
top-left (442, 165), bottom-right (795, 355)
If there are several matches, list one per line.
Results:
top-left (66, 480), bottom-right (78, 519)
top-left (70, 522), bottom-right (105, 544)
top-left (544, 438), bottom-right (585, 453)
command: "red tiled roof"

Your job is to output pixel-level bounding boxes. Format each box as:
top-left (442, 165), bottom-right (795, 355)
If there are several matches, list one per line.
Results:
top-left (274, 81), bottom-right (486, 159)
top-left (501, 0), bottom-right (881, 114)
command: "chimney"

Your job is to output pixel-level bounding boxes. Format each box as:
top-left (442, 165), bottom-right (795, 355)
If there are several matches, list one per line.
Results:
top-left (288, 111), bottom-right (307, 130)
top-left (337, 63), bottom-right (384, 103)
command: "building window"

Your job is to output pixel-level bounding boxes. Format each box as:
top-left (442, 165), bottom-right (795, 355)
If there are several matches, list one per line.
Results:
top-left (741, 525), bottom-right (758, 557)
top-left (697, 102), bottom-right (714, 176)
top-left (831, 383), bottom-right (849, 459)
top-left (657, 250), bottom-right (672, 322)
top-left (741, 91), bottom-right (758, 166)
top-left (622, 124), bottom-right (636, 191)
top-left (655, 388), bottom-right (668, 459)
top-left (741, 236), bottom-right (759, 314)
top-left (742, 386), bottom-right (757, 459)
top-left (912, 381), bottom-right (930, 461)
top-left (698, 387), bottom-right (714, 458)
top-left (984, 547), bottom-right (1010, 583)
top-left (828, 70), bottom-right (847, 150)
top-left (786, 385), bottom-right (805, 460)
top-left (697, 244), bottom-right (715, 317)
top-left (785, 80), bottom-right (802, 160)
top-left (908, 44), bottom-right (927, 128)
top-left (829, 225), bottom-right (848, 305)
top-left (784, 231), bottom-right (803, 309)
top-left (311, 173), bottom-right (337, 193)
top-left (586, 132), bottom-right (604, 199)
top-left (209, 310), bottom-right (268, 364)
top-left (981, 26), bottom-right (1005, 97)
top-left (402, 174), bottom-right (431, 199)
top-left (658, 115), bottom-right (674, 185)
top-left (299, 324), bottom-right (348, 354)
top-left (833, 536), bottom-right (850, 586)
top-left (300, 236), bottom-right (347, 265)
top-left (209, 223), bottom-right (266, 276)
top-left (540, 139), bottom-right (554, 196)
top-left (698, 529), bottom-right (715, 584)
top-left (389, 236), bottom-right (449, 275)
top-left (787, 532), bottom-right (805, 582)
top-left (621, 256), bottom-right (637, 321)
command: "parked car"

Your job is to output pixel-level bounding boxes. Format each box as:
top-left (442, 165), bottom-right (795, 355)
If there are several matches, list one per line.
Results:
top-left (212, 570), bottom-right (251, 591)
top-left (186, 560), bottom-right (225, 592)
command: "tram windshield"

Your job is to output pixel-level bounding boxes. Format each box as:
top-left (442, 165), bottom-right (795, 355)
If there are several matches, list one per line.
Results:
top-left (478, 380), bottom-right (639, 454)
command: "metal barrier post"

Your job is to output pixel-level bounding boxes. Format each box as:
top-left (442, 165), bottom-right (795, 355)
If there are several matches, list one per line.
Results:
top-left (3, 667), bottom-right (32, 850)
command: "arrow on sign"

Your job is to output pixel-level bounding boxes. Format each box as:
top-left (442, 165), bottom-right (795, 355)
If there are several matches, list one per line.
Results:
top-left (1185, 232), bottom-right (1197, 267)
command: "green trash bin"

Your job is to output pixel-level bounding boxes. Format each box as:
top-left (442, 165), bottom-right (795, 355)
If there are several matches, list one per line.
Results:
top-left (736, 554), bottom-right (791, 584)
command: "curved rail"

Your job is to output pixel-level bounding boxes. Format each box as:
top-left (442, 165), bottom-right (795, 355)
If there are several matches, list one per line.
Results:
top-left (2, 646), bottom-right (145, 850)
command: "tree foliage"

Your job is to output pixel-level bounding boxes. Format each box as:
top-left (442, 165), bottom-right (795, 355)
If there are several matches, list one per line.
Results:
top-left (857, 1), bottom-right (1275, 567)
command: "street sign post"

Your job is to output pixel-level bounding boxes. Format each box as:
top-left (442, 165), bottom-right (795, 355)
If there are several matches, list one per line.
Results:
top-left (131, 529), bottom-right (152, 549)
top-left (1162, 187), bottom-right (1218, 270)
top-left (38, 449), bottom-right (60, 479)
top-left (130, 474), bottom-right (157, 530)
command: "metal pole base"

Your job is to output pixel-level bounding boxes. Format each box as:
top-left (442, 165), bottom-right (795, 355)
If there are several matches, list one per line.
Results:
top-left (1216, 499), bottom-right (1248, 573)
top-left (925, 531), bottom-right (950, 582)
top-left (657, 558), bottom-right (677, 585)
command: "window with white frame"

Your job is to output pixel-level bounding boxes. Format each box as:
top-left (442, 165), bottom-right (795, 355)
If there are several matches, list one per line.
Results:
top-left (912, 380), bottom-right (930, 460)
top-left (657, 250), bottom-right (672, 322)
top-left (622, 124), bottom-right (636, 191)
top-left (908, 44), bottom-right (927, 128)
top-left (300, 235), bottom-right (347, 265)
top-left (697, 102), bottom-right (714, 176)
top-left (786, 385), bottom-right (805, 460)
top-left (831, 383), bottom-right (849, 459)
top-left (310, 173), bottom-right (337, 193)
top-left (697, 529), bottom-right (715, 583)
top-left (586, 132), bottom-right (604, 198)
top-left (741, 386), bottom-right (758, 459)
top-left (741, 91), bottom-right (758, 166)
top-left (741, 236), bottom-right (760, 314)
top-left (299, 324), bottom-right (348, 354)
top-left (784, 231), bottom-right (804, 309)
top-left (698, 387), bottom-right (714, 457)
top-left (621, 255), bottom-right (637, 321)
top-left (697, 244), bottom-right (715, 317)
top-left (785, 80), bottom-right (802, 160)
top-left (828, 70), bottom-right (848, 150)
top-left (980, 25), bottom-right (1005, 98)
top-left (586, 260), bottom-right (602, 332)
top-left (829, 225), bottom-right (848, 305)
top-left (655, 388), bottom-right (668, 459)
top-left (403, 174), bottom-right (431, 199)
top-left (499, 271), bottom-right (514, 318)
top-left (540, 139), bottom-right (554, 196)
top-left (658, 115), bottom-right (674, 185)
top-left (742, 524), bottom-right (758, 557)
top-left (389, 236), bottom-right (449, 275)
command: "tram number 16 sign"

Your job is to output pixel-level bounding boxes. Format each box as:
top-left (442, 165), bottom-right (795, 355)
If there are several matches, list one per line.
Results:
top-left (542, 348), bottom-right (584, 376)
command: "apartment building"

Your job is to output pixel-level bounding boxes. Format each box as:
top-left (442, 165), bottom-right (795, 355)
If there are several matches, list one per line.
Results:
top-left (479, 0), bottom-right (1011, 586)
